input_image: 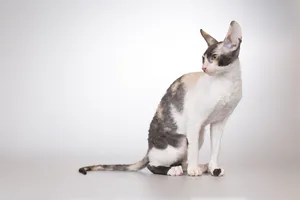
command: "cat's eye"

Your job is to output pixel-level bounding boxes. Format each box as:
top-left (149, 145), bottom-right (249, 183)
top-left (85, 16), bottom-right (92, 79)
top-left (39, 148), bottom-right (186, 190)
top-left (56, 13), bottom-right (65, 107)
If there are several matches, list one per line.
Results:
top-left (202, 55), bottom-right (205, 64)
top-left (211, 54), bottom-right (218, 60)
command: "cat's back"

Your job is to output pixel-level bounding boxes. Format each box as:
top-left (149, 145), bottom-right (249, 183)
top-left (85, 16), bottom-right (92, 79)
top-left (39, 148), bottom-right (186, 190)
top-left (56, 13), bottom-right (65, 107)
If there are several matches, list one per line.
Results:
top-left (159, 71), bottom-right (205, 109)
top-left (148, 72), bottom-right (205, 135)
top-left (180, 71), bottom-right (205, 90)
top-left (164, 71), bottom-right (205, 110)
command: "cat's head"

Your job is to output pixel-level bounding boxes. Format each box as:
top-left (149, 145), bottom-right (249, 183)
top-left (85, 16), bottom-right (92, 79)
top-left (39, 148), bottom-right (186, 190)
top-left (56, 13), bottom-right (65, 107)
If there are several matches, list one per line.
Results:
top-left (200, 21), bottom-right (242, 76)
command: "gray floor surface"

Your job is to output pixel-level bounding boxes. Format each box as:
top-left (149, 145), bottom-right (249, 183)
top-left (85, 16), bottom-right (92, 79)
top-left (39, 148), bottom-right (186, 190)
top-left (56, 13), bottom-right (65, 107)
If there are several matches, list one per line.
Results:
top-left (0, 156), bottom-right (299, 200)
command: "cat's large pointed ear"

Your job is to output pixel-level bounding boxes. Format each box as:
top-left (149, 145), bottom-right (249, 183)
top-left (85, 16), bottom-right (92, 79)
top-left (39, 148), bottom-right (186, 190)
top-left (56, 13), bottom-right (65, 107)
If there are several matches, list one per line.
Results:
top-left (200, 29), bottom-right (218, 46)
top-left (223, 21), bottom-right (242, 49)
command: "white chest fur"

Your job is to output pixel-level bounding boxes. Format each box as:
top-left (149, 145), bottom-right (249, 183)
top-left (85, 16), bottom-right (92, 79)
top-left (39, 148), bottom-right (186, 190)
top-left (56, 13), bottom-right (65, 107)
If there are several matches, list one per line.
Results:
top-left (171, 63), bottom-right (242, 134)
top-left (185, 66), bottom-right (242, 127)
top-left (205, 77), bottom-right (242, 124)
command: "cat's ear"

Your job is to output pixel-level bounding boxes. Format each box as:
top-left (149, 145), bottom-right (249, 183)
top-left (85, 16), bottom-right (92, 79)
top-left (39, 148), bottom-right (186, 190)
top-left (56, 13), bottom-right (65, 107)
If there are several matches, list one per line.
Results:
top-left (223, 21), bottom-right (242, 49)
top-left (200, 29), bottom-right (218, 46)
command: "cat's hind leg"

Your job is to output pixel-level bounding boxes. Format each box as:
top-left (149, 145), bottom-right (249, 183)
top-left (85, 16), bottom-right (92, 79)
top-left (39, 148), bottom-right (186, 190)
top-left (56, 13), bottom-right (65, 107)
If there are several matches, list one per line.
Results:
top-left (147, 134), bottom-right (187, 176)
top-left (147, 163), bottom-right (184, 176)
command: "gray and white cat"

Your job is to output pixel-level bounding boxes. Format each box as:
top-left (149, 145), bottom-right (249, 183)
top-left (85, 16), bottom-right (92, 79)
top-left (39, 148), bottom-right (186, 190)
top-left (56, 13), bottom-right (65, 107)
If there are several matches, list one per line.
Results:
top-left (79, 21), bottom-right (243, 177)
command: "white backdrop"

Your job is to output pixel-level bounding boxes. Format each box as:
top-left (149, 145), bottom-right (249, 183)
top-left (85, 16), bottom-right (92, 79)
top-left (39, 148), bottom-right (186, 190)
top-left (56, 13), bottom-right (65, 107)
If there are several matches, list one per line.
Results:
top-left (1, 0), bottom-right (299, 168)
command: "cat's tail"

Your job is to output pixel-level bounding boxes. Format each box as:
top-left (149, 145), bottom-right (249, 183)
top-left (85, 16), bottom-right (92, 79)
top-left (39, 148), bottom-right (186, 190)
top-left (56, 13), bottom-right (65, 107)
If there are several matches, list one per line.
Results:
top-left (78, 155), bottom-right (149, 175)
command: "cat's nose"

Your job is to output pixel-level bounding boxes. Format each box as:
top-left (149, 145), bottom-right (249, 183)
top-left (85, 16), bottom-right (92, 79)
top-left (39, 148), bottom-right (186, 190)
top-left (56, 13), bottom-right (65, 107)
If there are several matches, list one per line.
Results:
top-left (202, 67), bottom-right (207, 72)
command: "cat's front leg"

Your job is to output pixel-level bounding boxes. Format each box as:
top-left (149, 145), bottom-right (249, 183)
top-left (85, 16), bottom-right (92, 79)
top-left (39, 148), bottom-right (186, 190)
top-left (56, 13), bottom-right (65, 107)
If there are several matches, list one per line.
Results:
top-left (186, 120), bottom-right (205, 176)
top-left (208, 117), bottom-right (229, 177)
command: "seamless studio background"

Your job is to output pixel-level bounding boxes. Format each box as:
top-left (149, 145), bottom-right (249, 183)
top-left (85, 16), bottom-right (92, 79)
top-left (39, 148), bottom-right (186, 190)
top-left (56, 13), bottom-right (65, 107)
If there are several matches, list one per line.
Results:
top-left (0, 0), bottom-right (299, 199)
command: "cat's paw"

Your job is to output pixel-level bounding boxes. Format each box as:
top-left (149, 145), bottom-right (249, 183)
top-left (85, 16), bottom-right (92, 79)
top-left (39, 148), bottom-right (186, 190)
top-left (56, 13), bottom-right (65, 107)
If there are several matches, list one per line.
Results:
top-left (208, 165), bottom-right (225, 177)
top-left (167, 166), bottom-right (183, 176)
top-left (187, 166), bottom-right (205, 176)
top-left (199, 163), bottom-right (209, 173)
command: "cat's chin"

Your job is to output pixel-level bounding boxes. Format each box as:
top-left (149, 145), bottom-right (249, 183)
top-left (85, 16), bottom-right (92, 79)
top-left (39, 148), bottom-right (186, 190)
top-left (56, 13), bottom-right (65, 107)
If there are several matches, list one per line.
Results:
top-left (204, 71), bottom-right (216, 76)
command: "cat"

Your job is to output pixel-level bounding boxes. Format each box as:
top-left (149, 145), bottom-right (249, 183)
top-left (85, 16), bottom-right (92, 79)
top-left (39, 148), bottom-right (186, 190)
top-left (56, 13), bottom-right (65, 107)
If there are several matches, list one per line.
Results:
top-left (78, 21), bottom-right (243, 177)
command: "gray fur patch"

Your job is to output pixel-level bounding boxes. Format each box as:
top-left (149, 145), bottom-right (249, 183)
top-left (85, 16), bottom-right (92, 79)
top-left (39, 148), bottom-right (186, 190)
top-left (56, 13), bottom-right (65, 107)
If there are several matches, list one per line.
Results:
top-left (203, 42), bottom-right (221, 63)
top-left (148, 76), bottom-right (187, 150)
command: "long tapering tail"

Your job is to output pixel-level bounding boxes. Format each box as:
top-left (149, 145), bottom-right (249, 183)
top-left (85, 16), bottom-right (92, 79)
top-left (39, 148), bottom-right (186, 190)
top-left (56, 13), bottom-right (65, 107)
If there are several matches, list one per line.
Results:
top-left (78, 155), bottom-right (149, 175)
